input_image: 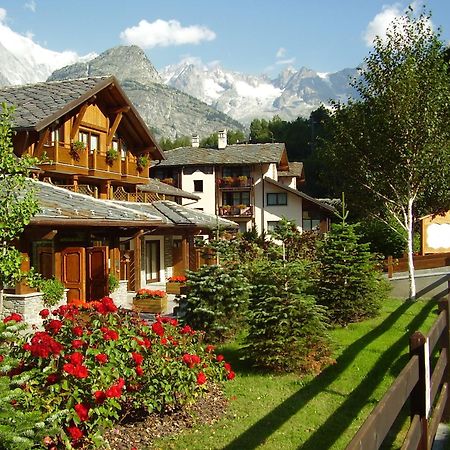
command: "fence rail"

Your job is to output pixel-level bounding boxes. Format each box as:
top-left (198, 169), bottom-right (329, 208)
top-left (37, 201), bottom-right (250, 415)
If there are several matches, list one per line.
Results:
top-left (385, 253), bottom-right (450, 278)
top-left (346, 298), bottom-right (450, 450)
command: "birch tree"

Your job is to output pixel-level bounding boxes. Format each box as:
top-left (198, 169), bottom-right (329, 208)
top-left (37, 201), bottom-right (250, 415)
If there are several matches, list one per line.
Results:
top-left (325, 9), bottom-right (450, 299)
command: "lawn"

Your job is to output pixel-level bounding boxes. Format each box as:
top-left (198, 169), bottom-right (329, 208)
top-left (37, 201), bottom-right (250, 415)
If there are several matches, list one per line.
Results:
top-left (152, 298), bottom-right (439, 450)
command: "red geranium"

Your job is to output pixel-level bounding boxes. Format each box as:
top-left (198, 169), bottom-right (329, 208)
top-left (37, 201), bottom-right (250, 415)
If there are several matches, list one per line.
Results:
top-left (167, 275), bottom-right (187, 282)
top-left (68, 352), bottom-right (84, 365)
top-left (94, 296), bottom-right (118, 314)
top-left (94, 390), bottom-right (106, 404)
top-left (3, 313), bottom-right (23, 323)
top-left (136, 366), bottom-right (144, 376)
top-left (131, 352), bottom-right (144, 365)
top-left (72, 326), bottom-right (84, 337)
top-left (0, 355), bottom-right (3, 363)
top-left (45, 319), bottom-right (63, 335)
top-left (227, 371), bottom-right (236, 380)
top-left (182, 353), bottom-right (201, 368)
top-left (197, 372), bottom-right (207, 385)
top-left (74, 403), bottom-right (90, 422)
top-left (224, 362), bottom-right (232, 373)
top-left (95, 353), bottom-right (108, 364)
top-left (102, 328), bottom-right (119, 341)
top-left (105, 378), bottom-right (125, 398)
top-left (63, 363), bottom-right (88, 379)
top-left (39, 309), bottom-right (50, 318)
top-left (66, 425), bottom-right (83, 441)
top-left (71, 339), bottom-right (84, 349)
top-left (151, 321), bottom-right (164, 337)
top-left (216, 354), bottom-right (224, 362)
top-left (23, 331), bottom-right (63, 358)
top-left (180, 325), bottom-right (194, 335)
top-left (46, 373), bottom-right (59, 385)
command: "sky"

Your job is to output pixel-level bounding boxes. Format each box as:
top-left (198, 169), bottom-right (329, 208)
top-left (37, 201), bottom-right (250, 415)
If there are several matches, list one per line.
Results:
top-left (0, 0), bottom-right (449, 76)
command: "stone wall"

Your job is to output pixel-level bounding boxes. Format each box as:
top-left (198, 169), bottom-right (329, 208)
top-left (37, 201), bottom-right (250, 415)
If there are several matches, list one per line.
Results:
top-left (3, 290), bottom-right (68, 328)
top-left (110, 280), bottom-right (132, 309)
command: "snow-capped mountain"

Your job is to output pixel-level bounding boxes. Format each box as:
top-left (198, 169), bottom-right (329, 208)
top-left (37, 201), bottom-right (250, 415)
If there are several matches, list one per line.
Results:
top-left (161, 60), bottom-right (359, 124)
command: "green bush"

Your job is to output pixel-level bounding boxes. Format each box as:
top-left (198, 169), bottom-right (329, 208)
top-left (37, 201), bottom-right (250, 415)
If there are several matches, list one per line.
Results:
top-left (183, 264), bottom-right (250, 342)
top-left (316, 220), bottom-right (390, 326)
top-left (38, 277), bottom-right (65, 307)
top-left (1, 298), bottom-right (234, 448)
top-left (108, 273), bottom-right (119, 294)
top-left (244, 258), bottom-right (333, 373)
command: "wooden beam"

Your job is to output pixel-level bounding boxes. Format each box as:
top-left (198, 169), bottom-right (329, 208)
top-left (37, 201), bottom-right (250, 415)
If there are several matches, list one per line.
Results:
top-left (110, 106), bottom-right (130, 114)
top-left (70, 103), bottom-right (89, 140)
top-left (106, 112), bottom-right (123, 148)
top-left (34, 128), bottom-right (51, 156)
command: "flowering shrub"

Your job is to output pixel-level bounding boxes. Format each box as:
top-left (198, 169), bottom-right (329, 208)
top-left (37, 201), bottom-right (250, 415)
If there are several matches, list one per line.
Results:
top-left (135, 288), bottom-right (166, 299)
top-left (1, 297), bottom-right (234, 448)
top-left (167, 275), bottom-right (187, 283)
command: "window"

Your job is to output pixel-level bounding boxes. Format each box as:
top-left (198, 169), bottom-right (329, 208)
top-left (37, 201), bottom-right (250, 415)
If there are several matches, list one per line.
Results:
top-left (145, 240), bottom-right (160, 282)
top-left (222, 166), bottom-right (250, 177)
top-left (194, 180), bottom-right (203, 192)
top-left (223, 191), bottom-right (250, 206)
top-left (302, 211), bottom-right (321, 231)
top-left (78, 131), bottom-right (99, 154)
top-left (267, 221), bottom-right (280, 232)
top-left (266, 193), bottom-right (287, 206)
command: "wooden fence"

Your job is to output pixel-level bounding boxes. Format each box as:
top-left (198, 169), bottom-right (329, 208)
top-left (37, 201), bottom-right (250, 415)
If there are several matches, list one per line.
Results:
top-left (346, 298), bottom-right (450, 450)
top-left (386, 253), bottom-right (450, 278)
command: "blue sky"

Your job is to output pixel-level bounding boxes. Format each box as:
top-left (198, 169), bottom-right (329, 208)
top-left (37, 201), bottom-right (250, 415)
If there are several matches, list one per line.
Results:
top-left (0, 0), bottom-right (449, 76)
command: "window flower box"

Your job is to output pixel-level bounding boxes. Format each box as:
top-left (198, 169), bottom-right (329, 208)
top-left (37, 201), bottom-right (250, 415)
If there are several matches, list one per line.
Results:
top-left (166, 276), bottom-right (187, 295)
top-left (133, 289), bottom-right (168, 314)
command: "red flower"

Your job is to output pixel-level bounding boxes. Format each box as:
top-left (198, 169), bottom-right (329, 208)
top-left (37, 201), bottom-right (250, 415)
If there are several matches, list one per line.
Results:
top-left (131, 352), bottom-right (144, 365)
top-left (74, 403), bottom-right (90, 422)
top-left (224, 362), bottom-right (232, 373)
top-left (216, 354), bottom-right (224, 362)
top-left (170, 318), bottom-right (178, 327)
top-left (3, 313), bottom-right (23, 323)
top-left (46, 373), bottom-right (59, 385)
top-left (152, 321), bottom-right (164, 337)
top-left (94, 390), bottom-right (106, 404)
top-left (197, 372), bottom-right (207, 385)
top-left (167, 275), bottom-right (187, 282)
top-left (160, 337), bottom-right (168, 345)
top-left (94, 296), bottom-right (118, 314)
top-left (66, 425), bottom-right (83, 441)
top-left (72, 326), bottom-right (84, 337)
top-left (180, 325), bottom-right (193, 335)
top-left (106, 378), bottom-right (125, 398)
top-left (227, 371), bottom-right (236, 380)
top-left (95, 353), bottom-right (108, 364)
top-left (25, 332), bottom-right (63, 358)
top-left (206, 345), bottom-right (215, 353)
top-left (0, 355), bottom-right (3, 363)
top-left (102, 328), bottom-right (119, 341)
top-left (63, 363), bottom-right (88, 379)
top-left (136, 366), bottom-right (144, 376)
top-left (71, 339), bottom-right (84, 349)
top-left (68, 352), bottom-right (83, 365)
top-left (182, 353), bottom-right (201, 368)
top-left (45, 319), bottom-right (63, 335)
top-left (39, 309), bottom-right (50, 318)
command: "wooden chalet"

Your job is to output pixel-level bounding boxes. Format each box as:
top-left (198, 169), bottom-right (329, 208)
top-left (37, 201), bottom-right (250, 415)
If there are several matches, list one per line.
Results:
top-left (0, 76), bottom-right (235, 315)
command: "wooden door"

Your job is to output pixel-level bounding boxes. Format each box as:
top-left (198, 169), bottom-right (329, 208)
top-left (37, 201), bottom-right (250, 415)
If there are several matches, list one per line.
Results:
top-left (61, 247), bottom-right (86, 303)
top-left (86, 246), bottom-right (108, 301)
top-left (37, 246), bottom-right (53, 279)
top-left (172, 239), bottom-right (184, 276)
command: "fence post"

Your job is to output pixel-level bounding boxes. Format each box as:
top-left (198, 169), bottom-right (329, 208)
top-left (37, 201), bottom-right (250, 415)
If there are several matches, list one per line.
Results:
top-left (439, 298), bottom-right (450, 421)
top-left (410, 331), bottom-right (428, 450)
top-left (387, 255), bottom-right (393, 278)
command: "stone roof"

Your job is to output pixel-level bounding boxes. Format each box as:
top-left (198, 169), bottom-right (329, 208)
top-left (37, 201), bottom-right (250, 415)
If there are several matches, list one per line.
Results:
top-left (0, 77), bottom-right (110, 130)
top-left (137, 179), bottom-right (200, 200)
top-left (278, 161), bottom-right (304, 178)
top-left (156, 143), bottom-right (286, 167)
top-left (265, 178), bottom-right (336, 213)
top-left (31, 180), bottom-right (162, 227)
top-left (113, 200), bottom-right (238, 229)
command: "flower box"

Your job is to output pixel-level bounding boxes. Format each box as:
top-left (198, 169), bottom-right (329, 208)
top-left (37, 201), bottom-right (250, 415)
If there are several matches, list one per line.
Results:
top-left (166, 282), bottom-right (187, 295)
top-left (133, 288), bottom-right (168, 314)
top-left (132, 296), bottom-right (168, 314)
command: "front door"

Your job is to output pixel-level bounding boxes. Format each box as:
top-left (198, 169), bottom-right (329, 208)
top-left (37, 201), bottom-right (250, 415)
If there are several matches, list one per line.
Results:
top-left (86, 246), bottom-right (108, 301)
top-left (61, 247), bottom-right (86, 302)
top-left (172, 239), bottom-right (184, 276)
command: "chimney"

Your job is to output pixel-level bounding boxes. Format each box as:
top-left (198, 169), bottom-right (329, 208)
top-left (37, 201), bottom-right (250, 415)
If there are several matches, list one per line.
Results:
top-left (218, 129), bottom-right (227, 149)
top-left (191, 134), bottom-right (200, 148)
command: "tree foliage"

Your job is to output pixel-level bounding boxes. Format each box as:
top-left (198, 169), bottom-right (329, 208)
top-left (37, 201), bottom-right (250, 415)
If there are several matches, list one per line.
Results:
top-left (200, 129), bottom-right (246, 148)
top-left (0, 104), bottom-right (40, 298)
top-left (322, 8), bottom-right (450, 298)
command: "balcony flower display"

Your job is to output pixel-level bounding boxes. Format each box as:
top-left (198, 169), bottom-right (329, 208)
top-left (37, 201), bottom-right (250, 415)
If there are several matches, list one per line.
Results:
top-left (133, 289), bottom-right (168, 314)
top-left (238, 175), bottom-right (248, 186)
top-left (221, 176), bottom-right (235, 186)
top-left (166, 276), bottom-right (187, 295)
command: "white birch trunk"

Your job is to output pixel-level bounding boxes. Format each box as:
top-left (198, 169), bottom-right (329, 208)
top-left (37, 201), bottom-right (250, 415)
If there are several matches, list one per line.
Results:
top-left (406, 198), bottom-right (416, 300)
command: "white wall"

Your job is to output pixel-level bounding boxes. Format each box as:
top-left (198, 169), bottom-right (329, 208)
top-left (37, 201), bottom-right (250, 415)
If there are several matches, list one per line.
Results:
top-left (140, 235), bottom-right (165, 288)
top-left (181, 167), bottom-right (216, 215)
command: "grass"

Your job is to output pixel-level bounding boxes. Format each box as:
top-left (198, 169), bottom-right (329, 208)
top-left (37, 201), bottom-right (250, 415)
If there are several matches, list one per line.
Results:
top-left (152, 299), bottom-right (439, 450)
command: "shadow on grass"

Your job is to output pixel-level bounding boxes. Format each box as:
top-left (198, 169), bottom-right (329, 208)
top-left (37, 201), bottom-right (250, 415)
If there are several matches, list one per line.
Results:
top-left (222, 300), bottom-right (437, 450)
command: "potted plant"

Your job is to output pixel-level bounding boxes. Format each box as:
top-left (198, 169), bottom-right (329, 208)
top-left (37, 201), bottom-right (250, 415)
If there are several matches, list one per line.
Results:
top-left (106, 148), bottom-right (119, 165)
top-left (166, 275), bottom-right (187, 295)
top-left (222, 176), bottom-right (234, 186)
top-left (70, 140), bottom-right (86, 160)
top-left (132, 288), bottom-right (168, 313)
top-left (238, 175), bottom-right (248, 186)
top-left (220, 205), bottom-right (231, 215)
top-left (137, 155), bottom-right (149, 172)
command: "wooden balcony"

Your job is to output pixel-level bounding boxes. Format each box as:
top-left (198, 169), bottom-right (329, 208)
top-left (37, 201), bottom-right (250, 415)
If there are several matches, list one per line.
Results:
top-left (218, 205), bottom-right (253, 218)
top-left (35, 143), bottom-right (150, 180)
top-left (218, 176), bottom-right (253, 189)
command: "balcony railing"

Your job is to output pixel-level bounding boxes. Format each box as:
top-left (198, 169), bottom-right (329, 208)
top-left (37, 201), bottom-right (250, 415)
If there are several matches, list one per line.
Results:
top-left (218, 176), bottom-right (253, 188)
top-left (218, 205), bottom-right (253, 217)
top-left (36, 143), bottom-right (150, 178)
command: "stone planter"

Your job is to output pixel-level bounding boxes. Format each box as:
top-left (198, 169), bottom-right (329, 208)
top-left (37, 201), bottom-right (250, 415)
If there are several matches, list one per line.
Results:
top-left (132, 295), bottom-right (168, 314)
top-left (165, 282), bottom-right (187, 295)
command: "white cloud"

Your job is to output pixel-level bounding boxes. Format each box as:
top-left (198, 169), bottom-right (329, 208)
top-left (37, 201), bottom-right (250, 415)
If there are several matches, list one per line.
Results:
top-left (0, 8), bottom-right (6, 22)
top-left (364, 2), bottom-right (433, 47)
top-left (120, 19), bottom-right (216, 48)
top-left (276, 47), bottom-right (286, 58)
top-left (24, 0), bottom-right (36, 12)
top-left (276, 57), bottom-right (296, 66)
